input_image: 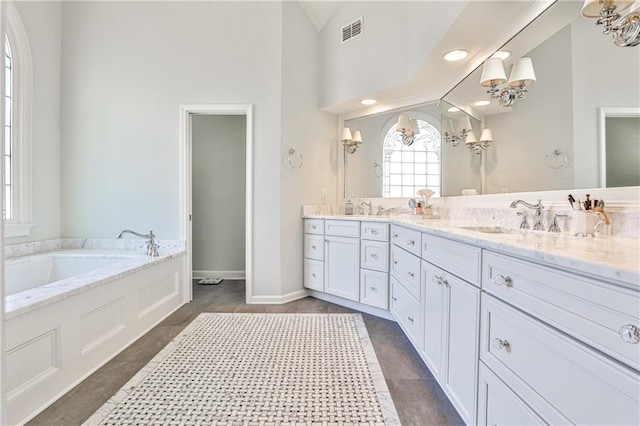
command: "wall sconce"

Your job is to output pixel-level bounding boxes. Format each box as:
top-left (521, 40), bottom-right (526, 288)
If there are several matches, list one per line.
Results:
top-left (396, 115), bottom-right (420, 146)
top-left (465, 128), bottom-right (493, 154)
top-left (480, 57), bottom-right (536, 107)
top-left (582, 0), bottom-right (640, 47)
top-left (341, 127), bottom-right (362, 154)
top-left (444, 116), bottom-right (472, 146)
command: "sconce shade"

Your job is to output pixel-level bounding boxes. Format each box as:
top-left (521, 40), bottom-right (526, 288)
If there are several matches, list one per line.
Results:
top-left (465, 131), bottom-right (478, 144)
top-left (458, 115), bottom-right (473, 133)
top-left (581, 0), bottom-right (634, 17)
top-left (410, 118), bottom-right (420, 135)
top-left (443, 119), bottom-right (455, 134)
top-left (480, 129), bottom-right (493, 142)
top-left (352, 130), bottom-right (363, 144)
top-left (480, 57), bottom-right (507, 87)
top-left (396, 115), bottom-right (411, 132)
top-left (508, 57), bottom-right (537, 87)
top-left (341, 127), bottom-right (353, 142)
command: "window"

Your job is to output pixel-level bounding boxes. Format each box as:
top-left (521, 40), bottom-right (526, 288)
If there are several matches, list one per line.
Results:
top-left (383, 120), bottom-right (441, 198)
top-left (3, 2), bottom-right (33, 237)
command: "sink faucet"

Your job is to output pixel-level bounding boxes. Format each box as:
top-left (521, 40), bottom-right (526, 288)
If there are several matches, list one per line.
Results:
top-left (360, 201), bottom-right (372, 215)
top-left (117, 229), bottom-right (159, 256)
top-left (510, 199), bottom-right (545, 231)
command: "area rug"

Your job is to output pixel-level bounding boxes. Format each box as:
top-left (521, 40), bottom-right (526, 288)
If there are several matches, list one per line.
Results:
top-left (84, 313), bottom-right (400, 425)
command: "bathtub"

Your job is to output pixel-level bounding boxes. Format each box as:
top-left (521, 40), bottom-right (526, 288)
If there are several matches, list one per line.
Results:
top-left (4, 247), bottom-right (187, 425)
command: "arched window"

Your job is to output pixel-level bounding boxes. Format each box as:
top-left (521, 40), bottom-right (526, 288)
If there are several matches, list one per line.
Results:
top-left (383, 120), bottom-right (441, 198)
top-left (3, 2), bottom-right (33, 237)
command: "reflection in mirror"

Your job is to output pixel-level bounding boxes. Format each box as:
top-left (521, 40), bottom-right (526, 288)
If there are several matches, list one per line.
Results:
top-left (442, 1), bottom-right (640, 195)
top-left (599, 108), bottom-right (640, 188)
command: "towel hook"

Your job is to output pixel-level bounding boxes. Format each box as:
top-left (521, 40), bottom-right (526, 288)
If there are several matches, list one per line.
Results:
top-left (288, 148), bottom-right (303, 169)
top-left (373, 162), bottom-right (383, 178)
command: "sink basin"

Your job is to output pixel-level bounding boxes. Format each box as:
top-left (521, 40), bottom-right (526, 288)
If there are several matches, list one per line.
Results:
top-left (458, 226), bottom-right (520, 234)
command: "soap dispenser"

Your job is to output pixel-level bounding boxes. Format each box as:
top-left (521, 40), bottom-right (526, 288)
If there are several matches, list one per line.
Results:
top-left (345, 199), bottom-right (354, 215)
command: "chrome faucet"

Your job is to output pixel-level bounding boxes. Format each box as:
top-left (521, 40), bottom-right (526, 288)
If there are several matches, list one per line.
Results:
top-left (510, 199), bottom-right (545, 231)
top-left (117, 230), bottom-right (159, 256)
top-left (360, 201), bottom-right (372, 215)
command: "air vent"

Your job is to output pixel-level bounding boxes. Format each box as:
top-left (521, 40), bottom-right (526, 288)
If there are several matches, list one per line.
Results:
top-left (341, 17), bottom-right (363, 44)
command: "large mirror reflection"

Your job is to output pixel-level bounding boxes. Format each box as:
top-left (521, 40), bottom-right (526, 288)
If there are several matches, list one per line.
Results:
top-left (342, 0), bottom-right (639, 198)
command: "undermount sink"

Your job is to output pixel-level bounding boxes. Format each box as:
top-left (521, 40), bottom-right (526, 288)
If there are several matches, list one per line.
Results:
top-left (458, 226), bottom-right (520, 234)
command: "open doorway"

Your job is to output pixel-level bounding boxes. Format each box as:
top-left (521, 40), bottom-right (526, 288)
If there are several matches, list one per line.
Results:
top-left (179, 105), bottom-right (253, 303)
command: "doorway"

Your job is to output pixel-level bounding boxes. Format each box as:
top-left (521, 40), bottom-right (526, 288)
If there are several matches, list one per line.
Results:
top-left (179, 105), bottom-right (253, 303)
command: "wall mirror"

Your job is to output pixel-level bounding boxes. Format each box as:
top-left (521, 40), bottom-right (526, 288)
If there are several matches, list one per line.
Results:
top-left (342, 0), bottom-right (639, 198)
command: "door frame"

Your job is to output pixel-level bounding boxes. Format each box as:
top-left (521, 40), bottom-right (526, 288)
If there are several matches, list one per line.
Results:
top-left (179, 104), bottom-right (253, 303)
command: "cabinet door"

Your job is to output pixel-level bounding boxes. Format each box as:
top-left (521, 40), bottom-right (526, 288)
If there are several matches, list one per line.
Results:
top-left (324, 235), bottom-right (359, 301)
top-left (421, 261), bottom-right (446, 379)
top-left (304, 258), bottom-right (324, 291)
top-left (445, 274), bottom-right (480, 425)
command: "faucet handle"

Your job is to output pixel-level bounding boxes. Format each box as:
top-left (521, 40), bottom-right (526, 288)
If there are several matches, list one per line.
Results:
top-left (548, 213), bottom-right (568, 233)
top-left (517, 210), bottom-right (530, 229)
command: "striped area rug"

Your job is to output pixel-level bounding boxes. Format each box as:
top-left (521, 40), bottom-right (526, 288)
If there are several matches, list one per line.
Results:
top-left (84, 313), bottom-right (400, 425)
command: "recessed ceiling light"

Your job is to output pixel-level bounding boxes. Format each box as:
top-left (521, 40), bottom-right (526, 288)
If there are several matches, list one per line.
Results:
top-left (361, 99), bottom-right (377, 105)
top-left (491, 50), bottom-right (511, 60)
top-left (447, 106), bottom-right (461, 113)
top-left (443, 49), bottom-right (468, 62)
top-left (474, 100), bottom-right (491, 106)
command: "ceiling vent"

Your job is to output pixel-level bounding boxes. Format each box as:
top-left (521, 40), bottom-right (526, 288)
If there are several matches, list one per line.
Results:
top-left (341, 17), bottom-right (363, 44)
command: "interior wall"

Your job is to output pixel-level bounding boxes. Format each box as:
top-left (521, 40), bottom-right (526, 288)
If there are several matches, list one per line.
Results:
top-left (192, 115), bottom-right (245, 277)
top-left (60, 1), bottom-right (284, 297)
top-left (280, 1), bottom-right (337, 297)
top-left (8, 1), bottom-right (62, 244)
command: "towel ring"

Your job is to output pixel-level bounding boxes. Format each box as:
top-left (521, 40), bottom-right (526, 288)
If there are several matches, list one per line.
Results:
top-left (288, 148), bottom-right (304, 169)
top-left (544, 149), bottom-right (568, 169)
top-left (373, 162), bottom-right (383, 178)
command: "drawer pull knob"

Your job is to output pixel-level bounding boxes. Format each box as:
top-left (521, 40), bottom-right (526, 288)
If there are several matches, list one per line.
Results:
top-left (312, 225), bottom-right (317, 229)
top-left (619, 325), bottom-right (640, 344)
top-left (393, 232), bottom-right (398, 238)
top-left (494, 274), bottom-right (513, 287)
top-left (311, 273), bottom-right (316, 278)
top-left (392, 296), bottom-right (397, 302)
top-left (492, 338), bottom-right (511, 351)
top-left (370, 229), bottom-right (379, 235)
top-left (370, 286), bottom-right (377, 292)
top-left (370, 253), bottom-right (379, 259)
top-left (408, 272), bottom-right (415, 278)
top-left (393, 260), bottom-right (398, 265)
top-left (311, 245), bottom-right (316, 250)
top-left (408, 239), bottom-right (415, 246)
top-left (433, 275), bottom-right (448, 286)
top-left (408, 316), bottom-right (414, 323)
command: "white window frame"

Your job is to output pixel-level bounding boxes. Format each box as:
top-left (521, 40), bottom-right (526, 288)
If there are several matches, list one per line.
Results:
top-left (3, 1), bottom-right (33, 238)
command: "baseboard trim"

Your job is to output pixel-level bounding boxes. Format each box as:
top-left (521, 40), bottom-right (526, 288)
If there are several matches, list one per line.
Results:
top-left (249, 289), bottom-right (309, 305)
top-left (193, 270), bottom-right (245, 280)
top-left (308, 290), bottom-right (395, 321)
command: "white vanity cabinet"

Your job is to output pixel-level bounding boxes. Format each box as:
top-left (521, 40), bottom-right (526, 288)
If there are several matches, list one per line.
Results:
top-left (420, 234), bottom-right (481, 425)
top-left (324, 220), bottom-right (360, 302)
top-left (360, 222), bottom-right (389, 309)
top-left (303, 219), bottom-right (324, 291)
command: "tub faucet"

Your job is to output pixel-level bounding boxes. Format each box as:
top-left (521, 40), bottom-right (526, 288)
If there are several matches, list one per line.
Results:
top-left (117, 230), bottom-right (159, 256)
top-left (510, 199), bottom-right (545, 231)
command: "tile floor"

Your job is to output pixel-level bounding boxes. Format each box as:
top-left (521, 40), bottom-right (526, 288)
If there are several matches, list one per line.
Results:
top-left (28, 280), bottom-right (463, 426)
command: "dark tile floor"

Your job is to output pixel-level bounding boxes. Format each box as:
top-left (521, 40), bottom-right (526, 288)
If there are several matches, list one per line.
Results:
top-left (28, 280), bottom-right (463, 425)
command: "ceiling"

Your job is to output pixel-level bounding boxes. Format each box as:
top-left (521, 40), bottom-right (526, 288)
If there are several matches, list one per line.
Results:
top-left (297, 1), bottom-right (340, 31)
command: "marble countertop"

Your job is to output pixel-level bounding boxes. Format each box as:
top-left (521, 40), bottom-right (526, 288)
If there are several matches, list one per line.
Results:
top-left (304, 214), bottom-right (640, 288)
top-left (5, 247), bottom-right (186, 319)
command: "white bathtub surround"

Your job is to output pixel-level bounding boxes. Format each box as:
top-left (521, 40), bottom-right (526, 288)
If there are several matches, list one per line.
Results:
top-left (4, 247), bottom-right (187, 424)
top-left (4, 237), bottom-right (185, 259)
top-left (84, 313), bottom-right (400, 426)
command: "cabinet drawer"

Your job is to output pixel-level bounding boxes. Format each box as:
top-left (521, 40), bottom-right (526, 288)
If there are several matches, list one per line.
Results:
top-left (304, 258), bottom-right (324, 291)
top-left (360, 269), bottom-right (388, 309)
top-left (325, 220), bottom-right (360, 237)
top-left (391, 224), bottom-right (421, 256)
top-left (304, 234), bottom-right (324, 261)
top-left (391, 245), bottom-right (421, 300)
top-left (361, 222), bottom-right (389, 241)
top-left (422, 233), bottom-right (481, 286)
top-left (481, 294), bottom-right (640, 425)
top-left (361, 240), bottom-right (389, 272)
top-left (391, 277), bottom-right (421, 347)
top-left (304, 219), bottom-right (324, 235)
top-left (477, 363), bottom-right (547, 426)
top-left (483, 250), bottom-right (640, 370)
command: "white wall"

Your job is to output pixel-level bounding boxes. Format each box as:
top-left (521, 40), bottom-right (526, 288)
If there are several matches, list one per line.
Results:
top-left (280, 1), bottom-right (337, 297)
top-left (59, 1), bottom-right (285, 297)
top-left (192, 115), bottom-right (245, 276)
top-left (9, 1), bottom-right (62, 243)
